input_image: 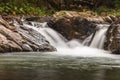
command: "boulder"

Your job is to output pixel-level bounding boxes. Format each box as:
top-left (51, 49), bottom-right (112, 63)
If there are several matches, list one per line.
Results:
top-left (0, 16), bottom-right (56, 53)
top-left (49, 17), bottom-right (96, 41)
top-left (105, 18), bottom-right (120, 54)
top-left (48, 11), bottom-right (117, 41)
top-left (48, 12), bottom-right (97, 40)
top-left (0, 33), bottom-right (22, 52)
top-left (16, 24), bottom-right (56, 52)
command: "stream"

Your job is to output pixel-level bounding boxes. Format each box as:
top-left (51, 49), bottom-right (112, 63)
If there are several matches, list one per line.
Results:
top-left (0, 52), bottom-right (120, 80)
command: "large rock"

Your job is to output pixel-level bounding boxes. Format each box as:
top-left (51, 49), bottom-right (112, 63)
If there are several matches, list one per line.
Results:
top-left (48, 11), bottom-right (115, 41)
top-left (105, 18), bottom-right (120, 54)
top-left (0, 16), bottom-right (56, 53)
top-left (48, 17), bottom-right (96, 41)
top-left (16, 24), bottom-right (56, 52)
top-left (0, 33), bottom-right (22, 52)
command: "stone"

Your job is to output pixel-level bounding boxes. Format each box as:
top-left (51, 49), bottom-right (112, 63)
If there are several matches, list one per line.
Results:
top-left (0, 15), bottom-right (16, 31)
top-left (105, 18), bottom-right (120, 54)
top-left (48, 11), bottom-right (118, 42)
top-left (0, 15), bottom-right (56, 53)
top-left (0, 33), bottom-right (22, 52)
top-left (49, 17), bottom-right (96, 41)
top-left (0, 24), bottom-right (26, 47)
top-left (16, 23), bottom-right (56, 52)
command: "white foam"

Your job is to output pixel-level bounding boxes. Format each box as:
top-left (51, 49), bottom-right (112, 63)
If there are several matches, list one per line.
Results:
top-left (20, 22), bottom-right (116, 58)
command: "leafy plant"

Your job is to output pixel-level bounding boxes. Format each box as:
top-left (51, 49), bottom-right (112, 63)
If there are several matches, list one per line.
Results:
top-left (0, 0), bottom-right (56, 16)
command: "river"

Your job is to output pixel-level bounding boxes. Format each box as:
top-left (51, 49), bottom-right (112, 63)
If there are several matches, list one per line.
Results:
top-left (0, 52), bottom-right (120, 80)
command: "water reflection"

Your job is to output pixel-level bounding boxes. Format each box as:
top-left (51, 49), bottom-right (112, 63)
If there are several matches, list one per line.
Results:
top-left (0, 53), bottom-right (119, 80)
top-left (0, 65), bottom-right (120, 80)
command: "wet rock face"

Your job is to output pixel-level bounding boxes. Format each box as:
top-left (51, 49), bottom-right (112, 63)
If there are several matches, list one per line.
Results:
top-left (48, 17), bottom-right (96, 41)
top-left (0, 16), bottom-right (56, 53)
top-left (105, 18), bottom-right (120, 54)
top-left (48, 11), bottom-right (117, 41)
top-left (17, 24), bottom-right (56, 52)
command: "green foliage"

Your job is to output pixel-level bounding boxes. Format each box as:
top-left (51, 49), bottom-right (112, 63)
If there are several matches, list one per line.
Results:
top-left (95, 6), bottom-right (120, 16)
top-left (0, 1), bottom-right (56, 16)
top-left (0, 0), bottom-right (120, 16)
top-left (114, 0), bottom-right (120, 9)
top-left (94, 0), bottom-right (120, 16)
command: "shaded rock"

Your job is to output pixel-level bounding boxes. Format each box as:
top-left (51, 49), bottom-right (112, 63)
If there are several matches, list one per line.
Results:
top-left (48, 17), bottom-right (96, 41)
top-left (25, 16), bottom-right (55, 23)
top-left (105, 18), bottom-right (120, 54)
top-left (48, 11), bottom-right (118, 42)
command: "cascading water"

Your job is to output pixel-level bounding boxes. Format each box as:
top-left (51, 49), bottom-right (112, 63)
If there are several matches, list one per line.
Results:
top-left (15, 21), bottom-right (113, 57)
top-left (82, 33), bottom-right (93, 46)
top-left (83, 24), bottom-right (110, 49)
top-left (89, 24), bottom-right (110, 49)
top-left (1, 20), bottom-right (120, 80)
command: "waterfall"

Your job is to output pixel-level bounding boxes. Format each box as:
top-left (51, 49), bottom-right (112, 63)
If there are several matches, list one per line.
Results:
top-left (82, 33), bottom-right (93, 46)
top-left (83, 24), bottom-right (110, 49)
top-left (15, 21), bottom-right (112, 57)
top-left (23, 22), bottom-right (68, 48)
top-left (90, 24), bottom-right (110, 49)
top-left (20, 21), bottom-right (83, 48)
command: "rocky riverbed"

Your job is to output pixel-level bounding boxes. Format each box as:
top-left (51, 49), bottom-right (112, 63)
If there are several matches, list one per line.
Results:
top-left (0, 11), bottom-right (120, 54)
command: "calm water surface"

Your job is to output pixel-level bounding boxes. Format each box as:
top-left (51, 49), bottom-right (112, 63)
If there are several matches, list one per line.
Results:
top-left (0, 52), bottom-right (120, 80)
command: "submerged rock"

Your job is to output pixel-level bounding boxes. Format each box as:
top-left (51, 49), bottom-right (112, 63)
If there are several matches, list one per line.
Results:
top-left (0, 16), bottom-right (56, 53)
top-left (105, 18), bottom-right (120, 54)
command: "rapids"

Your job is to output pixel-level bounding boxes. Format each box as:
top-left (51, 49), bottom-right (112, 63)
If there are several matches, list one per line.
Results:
top-left (15, 21), bottom-right (113, 58)
top-left (0, 20), bottom-right (119, 80)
